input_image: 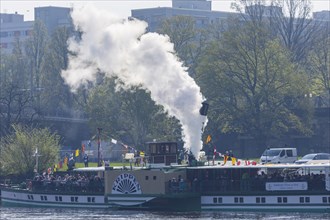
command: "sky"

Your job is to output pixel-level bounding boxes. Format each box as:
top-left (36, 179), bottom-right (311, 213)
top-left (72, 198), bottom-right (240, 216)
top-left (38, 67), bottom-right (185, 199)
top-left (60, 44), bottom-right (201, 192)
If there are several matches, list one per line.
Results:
top-left (1, 0), bottom-right (329, 21)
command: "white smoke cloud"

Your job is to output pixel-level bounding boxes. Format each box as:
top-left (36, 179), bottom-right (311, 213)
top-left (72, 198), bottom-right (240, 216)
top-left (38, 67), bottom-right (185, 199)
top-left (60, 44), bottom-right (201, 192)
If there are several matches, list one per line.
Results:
top-left (61, 5), bottom-right (207, 157)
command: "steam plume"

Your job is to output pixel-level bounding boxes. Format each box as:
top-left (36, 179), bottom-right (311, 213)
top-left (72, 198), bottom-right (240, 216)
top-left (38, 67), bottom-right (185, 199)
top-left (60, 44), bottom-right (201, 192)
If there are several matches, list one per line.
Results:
top-left (61, 5), bottom-right (207, 157)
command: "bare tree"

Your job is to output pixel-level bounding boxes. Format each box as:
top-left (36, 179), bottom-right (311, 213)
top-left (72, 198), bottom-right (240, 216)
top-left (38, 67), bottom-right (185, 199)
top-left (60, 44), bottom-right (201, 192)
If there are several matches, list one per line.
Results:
top-left (158, 15), bottom-right (207, 76)
top-left (269, 0), bottom-right (320, 63)
top-left (307, 29), bottom-right (330, 102)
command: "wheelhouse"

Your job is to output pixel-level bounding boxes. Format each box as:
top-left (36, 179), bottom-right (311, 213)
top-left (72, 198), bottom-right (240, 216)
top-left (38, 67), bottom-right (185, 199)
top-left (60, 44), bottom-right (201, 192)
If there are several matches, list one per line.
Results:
top-left (147, 141), bottom-right (178, 165)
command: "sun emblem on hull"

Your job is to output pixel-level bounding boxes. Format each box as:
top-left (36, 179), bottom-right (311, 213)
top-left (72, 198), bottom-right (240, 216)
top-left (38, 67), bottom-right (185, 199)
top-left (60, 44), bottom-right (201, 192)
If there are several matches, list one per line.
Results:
top-left (112, 173), bottom-right (142, 194)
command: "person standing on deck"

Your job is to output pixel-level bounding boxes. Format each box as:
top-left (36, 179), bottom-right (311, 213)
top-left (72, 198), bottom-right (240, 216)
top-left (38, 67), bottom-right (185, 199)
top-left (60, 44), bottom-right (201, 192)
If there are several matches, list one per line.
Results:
top-left (83, 154), bottom-right (89, 167)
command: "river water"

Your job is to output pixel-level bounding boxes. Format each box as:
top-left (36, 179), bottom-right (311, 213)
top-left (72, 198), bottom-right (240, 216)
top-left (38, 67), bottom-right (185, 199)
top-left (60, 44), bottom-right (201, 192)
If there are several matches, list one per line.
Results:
top-left (1, 207), bottom-right (329, 220)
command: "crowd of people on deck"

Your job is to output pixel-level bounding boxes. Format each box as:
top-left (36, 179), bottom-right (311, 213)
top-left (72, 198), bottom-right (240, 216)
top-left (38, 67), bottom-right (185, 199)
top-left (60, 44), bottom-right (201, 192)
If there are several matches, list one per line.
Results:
top-left (190, 169), bottom-right (327, 193)
top-left (168, 168), bottom-right (325, 193)
top-left (168, 175), bottom-right (188, 193)
top-left (30, 172), bottom-right (104, 192)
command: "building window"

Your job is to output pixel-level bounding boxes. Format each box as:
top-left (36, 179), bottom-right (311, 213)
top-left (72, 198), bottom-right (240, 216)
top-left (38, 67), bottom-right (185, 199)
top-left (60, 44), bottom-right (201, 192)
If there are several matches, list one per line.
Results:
top-left (239, 197), bottom-right (244, 203)
top-left (55, 196), bottom-right (58, 201)
top-left (218, 197), bottom-right (222, 203)
top-left (153, 176), bottom-right (157, 180)
top-left (92, 197), bottom-right (95, 203)
top-left (305, 197), bottom-right (310, 203)
top-left (256, 197), bottom-right (260, 203)
top-left (1, 43), bottom-right (8, 48)
top-left (88, 197), bottom-right (91, 202)
top-left (59, 196), bottom-right (62, 202)
top-left (75, 197), bottom-right (78, 202)
top-left (300, 197), bottom-right (304, 203)
top-left (71, 197), bottom-right (74, 202)
top-left (213, 197), bottom-right (217, 203)
top-left (145, 176), bottom-right (149, 180)
top-left (0, 32), bottom-right (8, 38)
top-left (14, 31), bottom-right (20, 37)
top-left (261, 197), bottom-right (266, 203)
top-left (234, 197), bottom-right (238, 203)
top-left (41, 196), bottom-right (44, 201)
top-left (277, 197), bottom-right (282, 203)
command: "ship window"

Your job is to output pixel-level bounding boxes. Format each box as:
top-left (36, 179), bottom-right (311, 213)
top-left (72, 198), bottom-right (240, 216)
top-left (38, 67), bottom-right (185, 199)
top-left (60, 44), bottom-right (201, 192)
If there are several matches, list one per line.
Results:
top-left (322, 197), bottom-right (327, 203)
top-left (283, 197), bottom-right (287, 203)
top-left (71, 197), bottom-right (74, 202)
top-left (88, 197), bottom-right (91, 202)
top-left (256, 197), bottom-right (260, 203)
top-left (153, 176), bottom-right (157, 180)
top-left (145, 176), bottom-right (149, 180)
top-left (277, 197), bottom-right (282, 203)
top-left (218, 197), bottom-right (222, 203)
top-left (261, 197), bottom-right (266, 203)
top-left (239, 197), bottom-right (244, 203)
top-left (213, 197), bottom-right (217, 203)
top-left (305, 197), bottom-right (310, 203)
top-left (234, 197), bottom-right (238, 203)
top-left (300, 197), bottom-right (304, 203)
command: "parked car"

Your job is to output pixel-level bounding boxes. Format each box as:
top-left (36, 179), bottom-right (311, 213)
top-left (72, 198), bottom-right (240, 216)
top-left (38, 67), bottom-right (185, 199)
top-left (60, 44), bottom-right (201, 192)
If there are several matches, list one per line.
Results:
top-left (260, 148), bottom-right (297, 164)
top-left (295, 153), bottom-right (330, 164)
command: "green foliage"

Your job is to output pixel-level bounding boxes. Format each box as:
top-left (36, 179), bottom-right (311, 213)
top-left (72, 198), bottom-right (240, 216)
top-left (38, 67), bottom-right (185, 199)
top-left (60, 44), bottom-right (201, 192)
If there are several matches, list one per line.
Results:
top-left (0, 125), bottom-right (60, 176)
top-left (158, 15), bottom-right (207, 76)
top-left (86, 78), bottom-right (182, 149)
top-left (196, 19), bottom-right (313, 146)
top-left (40, 26), bottom-right (76, 115)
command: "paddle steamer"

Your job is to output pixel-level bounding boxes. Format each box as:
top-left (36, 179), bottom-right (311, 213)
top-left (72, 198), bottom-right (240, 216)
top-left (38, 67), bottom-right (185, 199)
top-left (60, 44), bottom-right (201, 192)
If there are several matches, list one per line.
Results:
top-left (1, 141), bottom-right (329, 212)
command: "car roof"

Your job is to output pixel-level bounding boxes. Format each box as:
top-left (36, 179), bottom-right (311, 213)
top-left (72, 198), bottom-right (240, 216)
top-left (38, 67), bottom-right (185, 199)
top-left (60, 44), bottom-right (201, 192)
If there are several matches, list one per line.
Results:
top-left (302, 153), bottom-right (330, 157)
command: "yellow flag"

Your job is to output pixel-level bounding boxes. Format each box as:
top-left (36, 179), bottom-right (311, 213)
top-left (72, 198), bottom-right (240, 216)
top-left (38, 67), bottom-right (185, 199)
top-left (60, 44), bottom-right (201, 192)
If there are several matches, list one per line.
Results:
top-left (231, 157), bottom-right (237, 165)
top-left (206, 135), bottom-right (211, 144)
top-left (75, 149), bottom-right (79, 157)
top-left (223, 155), bottom-right (228, 165)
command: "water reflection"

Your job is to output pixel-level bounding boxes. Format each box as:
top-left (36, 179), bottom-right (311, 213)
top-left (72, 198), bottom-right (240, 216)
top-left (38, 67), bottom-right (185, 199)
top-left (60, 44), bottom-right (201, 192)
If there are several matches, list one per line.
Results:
top-left (0, 207), bottom-right (329, 220)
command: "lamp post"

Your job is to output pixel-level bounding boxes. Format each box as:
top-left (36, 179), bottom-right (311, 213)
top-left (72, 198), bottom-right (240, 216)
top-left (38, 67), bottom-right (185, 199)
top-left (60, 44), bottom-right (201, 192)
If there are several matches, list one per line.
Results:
top-left (97, 128), bottom-right (102, 167)
top-left (33, 148), bottom-right (41, 173)
top-left (266, 147), bottom-right (270, 164)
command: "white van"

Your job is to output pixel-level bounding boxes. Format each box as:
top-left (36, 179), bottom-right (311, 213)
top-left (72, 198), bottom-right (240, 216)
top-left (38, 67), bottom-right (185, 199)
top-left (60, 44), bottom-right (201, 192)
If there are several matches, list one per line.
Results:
top-left (260, 148), bottom-right (297, 164)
